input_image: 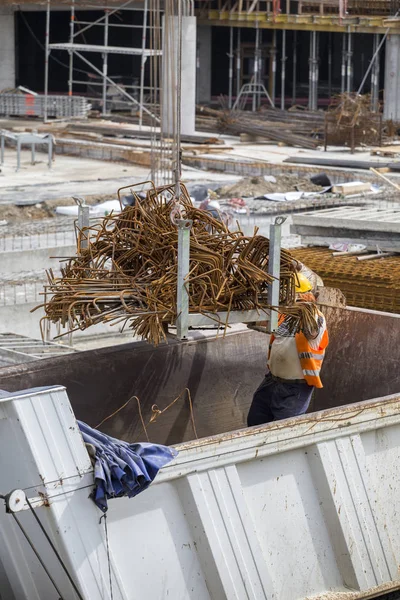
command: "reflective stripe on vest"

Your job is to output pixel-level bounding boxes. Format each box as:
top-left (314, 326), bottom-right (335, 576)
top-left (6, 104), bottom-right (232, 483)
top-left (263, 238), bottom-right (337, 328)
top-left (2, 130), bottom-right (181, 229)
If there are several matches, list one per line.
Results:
top-left (303, 369), bottom-right (321, 377)
top-left (299, 351), bottom-right (325, 361)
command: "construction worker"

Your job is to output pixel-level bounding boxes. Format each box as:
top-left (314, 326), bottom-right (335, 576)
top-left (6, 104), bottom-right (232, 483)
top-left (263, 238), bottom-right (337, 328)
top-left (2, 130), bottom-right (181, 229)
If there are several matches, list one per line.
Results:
top-left (247, 272), bottom-right (329, 426)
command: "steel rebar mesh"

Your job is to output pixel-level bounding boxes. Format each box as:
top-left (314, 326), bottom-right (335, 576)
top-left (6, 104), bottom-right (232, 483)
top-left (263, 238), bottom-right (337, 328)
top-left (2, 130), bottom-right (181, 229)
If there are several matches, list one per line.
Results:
top-left (291, 246), bottom-right (400, 314)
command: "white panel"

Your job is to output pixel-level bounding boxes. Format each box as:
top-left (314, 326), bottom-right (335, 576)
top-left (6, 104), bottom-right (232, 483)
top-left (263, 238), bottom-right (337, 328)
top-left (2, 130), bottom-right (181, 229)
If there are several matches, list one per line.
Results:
top-left (239, 449), bottom-right (343, 599)
top-left (107, 482), bottom-right (211, 600)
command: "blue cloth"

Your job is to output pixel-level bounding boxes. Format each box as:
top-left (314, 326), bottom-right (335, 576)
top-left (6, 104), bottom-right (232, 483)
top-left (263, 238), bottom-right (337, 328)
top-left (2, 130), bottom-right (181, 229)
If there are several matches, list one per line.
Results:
top-left (78, 421), bottom-right (178, 512)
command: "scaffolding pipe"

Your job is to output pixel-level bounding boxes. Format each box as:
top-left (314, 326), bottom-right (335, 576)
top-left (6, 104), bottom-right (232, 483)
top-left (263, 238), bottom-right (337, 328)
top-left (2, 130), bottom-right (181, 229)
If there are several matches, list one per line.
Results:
top-left (228, 27), bottom-right (234, 109)
top-left (280, 29), bottom-right (286, 110)
top-left (328, 32), bottom-right (332, 99)
top-left (139, 0), bottom-right (149, 127)
top-left (253, 25), bottom-right (260, 111)
top-left (357, 11), bottom-right (399, 95)
top-left (102, 10), bottom-right (109, 115)
top-left (341, 33), bottom-right (346, 94)
top-left (74, 50), bottom-right (159, 121)
top-left (72, 0), bottom-right (136, 38)
top-left (292, 31), bottom-right (297, 106)
top-left (370, 33), bottom-right (381, 112)
top-left (236, 29), bottom-right (241, 99)
top-left (44, 0), bottom-right (50, 123)
top-left (270, 31), bottom-right (277, 106)
top-left (346, 31), bottom-right (353, 93)
top-left (316, 33), bottom-right (318, 110)
top-left (308, 32), bottom-right (313, 110)
top-left (68, 1), bottom-right (75, 103)
top-left (308, 31), bottom-right (318, 111)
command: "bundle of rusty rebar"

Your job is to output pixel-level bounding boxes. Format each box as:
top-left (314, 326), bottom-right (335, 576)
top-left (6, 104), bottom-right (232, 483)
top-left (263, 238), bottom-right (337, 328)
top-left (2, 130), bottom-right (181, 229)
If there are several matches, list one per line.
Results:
top-left (36, 182), bottom-right (311, 344)
top-left (197, 106), bottom-right (322, 149)
top-left (325, 93), bottom-right (382, 150)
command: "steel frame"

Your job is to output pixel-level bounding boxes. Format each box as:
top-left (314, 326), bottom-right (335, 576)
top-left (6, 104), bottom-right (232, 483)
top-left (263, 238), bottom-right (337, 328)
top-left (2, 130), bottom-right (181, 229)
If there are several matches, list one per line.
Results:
top-left (44, 0), bottom-right (162, 125)
top-left (175, 216), bottom-right (284, 340)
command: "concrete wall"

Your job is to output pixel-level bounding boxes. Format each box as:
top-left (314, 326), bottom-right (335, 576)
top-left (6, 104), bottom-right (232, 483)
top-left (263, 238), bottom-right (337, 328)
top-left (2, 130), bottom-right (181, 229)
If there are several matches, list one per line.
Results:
top-left (196, 25), bottom-right (212, 104)
top-left (2, 245), bottom-right (76, 274)
top-left (384, 34), bottom-right (400, 121)
top-left (0, 7), bottom-right (15, 90)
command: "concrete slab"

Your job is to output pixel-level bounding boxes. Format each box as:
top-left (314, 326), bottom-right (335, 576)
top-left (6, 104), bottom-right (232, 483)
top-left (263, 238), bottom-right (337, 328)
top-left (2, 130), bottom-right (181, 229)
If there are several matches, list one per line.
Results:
top-left (291, 205), bottom-right (400, 250)
top-left (0, 147), bottom-right (240, 205)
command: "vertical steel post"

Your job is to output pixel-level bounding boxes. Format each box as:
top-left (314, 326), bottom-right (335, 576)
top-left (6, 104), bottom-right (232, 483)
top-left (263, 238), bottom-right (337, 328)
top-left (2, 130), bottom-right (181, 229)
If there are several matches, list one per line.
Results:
top-left (253, 25), bottom-right (260, 111)
top-left (74, 197), bottom-right (90, 252)
top-left (228, 26), bottom-right (234, 109)
top-left (292, 31), bottom-right (297, 106)
top-left (314, 31), bottom-right (319, 110)
top-left (375, 34), bottom-right (380, 110)
top-left (139, 0), bottom-right (148, 127)
top-left (44, 0), bottom-right (50, 123)
top-left (271, 31), bottom-right (277, 106)
top-left (341, 33), bottom-right (346, 94)
top-left (328, 32), bottom-right (332, 99)
top-left (268, 216), bottom-right (285, 332)
top-left (236, 29), bottom-right (241, 99)
top-left (102, 10), bottom-right (109, 116)
top-left (68, 0), bottom-right (75, 114)
top-left (176, 219), bottom-right (192, 340)
top-left (281, 29), bottom-right (286, 110)
top-left (1, 133), bottom-right (5, 165)
top-left (371, 33), bottom-right (380, 112)
top-left (308, 32), bottom-right (313, 110)
top-left (346, 31), bottom-right (353, 93)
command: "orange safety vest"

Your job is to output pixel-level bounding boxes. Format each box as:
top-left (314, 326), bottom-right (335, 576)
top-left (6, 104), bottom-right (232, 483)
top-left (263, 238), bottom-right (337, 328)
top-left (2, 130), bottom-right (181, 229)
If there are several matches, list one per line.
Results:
top-left (268, 311), bottom-right (329, 388)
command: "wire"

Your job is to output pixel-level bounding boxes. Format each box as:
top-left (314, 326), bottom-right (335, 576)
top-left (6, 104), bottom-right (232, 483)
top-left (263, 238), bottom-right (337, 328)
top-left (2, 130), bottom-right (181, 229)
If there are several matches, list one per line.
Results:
top-left (17, 7), bottom-right (92, 78)
top-left (25, 496), bottom-right (86, 600)
top-left (100, 514), bottom-right (114, 600)
top-left (11, 512), bottom-right (65, 599)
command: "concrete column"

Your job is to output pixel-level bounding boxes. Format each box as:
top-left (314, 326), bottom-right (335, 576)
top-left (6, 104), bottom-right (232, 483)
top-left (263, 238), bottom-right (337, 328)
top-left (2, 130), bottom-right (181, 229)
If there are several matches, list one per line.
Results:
top-left (196, 25), bottom-right (212, 104)
top-left (384, 34), bottom-right (400, 121)
top-left (0, 7), bottom-right (16, 90)
top-left (162, 16), bottom-right (197, 136)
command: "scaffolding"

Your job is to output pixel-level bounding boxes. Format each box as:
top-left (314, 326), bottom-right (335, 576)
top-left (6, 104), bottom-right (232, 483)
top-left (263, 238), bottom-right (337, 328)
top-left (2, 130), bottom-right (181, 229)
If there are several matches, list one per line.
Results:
top-left (43, 0), bottom-right (163, 126)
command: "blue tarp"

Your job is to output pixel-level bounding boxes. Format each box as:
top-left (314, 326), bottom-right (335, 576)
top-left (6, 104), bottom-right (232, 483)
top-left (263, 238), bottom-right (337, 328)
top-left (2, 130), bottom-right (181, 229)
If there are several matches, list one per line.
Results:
top-left (78, 421), bottom-right (178, 512)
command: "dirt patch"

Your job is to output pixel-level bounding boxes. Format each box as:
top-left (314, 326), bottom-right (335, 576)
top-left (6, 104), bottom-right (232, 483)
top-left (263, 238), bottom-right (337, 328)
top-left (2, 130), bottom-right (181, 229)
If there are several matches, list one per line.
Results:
top-left (0, 193), bottom-right (113, 224)
top-left (216, 175), bottom-right (322, 197)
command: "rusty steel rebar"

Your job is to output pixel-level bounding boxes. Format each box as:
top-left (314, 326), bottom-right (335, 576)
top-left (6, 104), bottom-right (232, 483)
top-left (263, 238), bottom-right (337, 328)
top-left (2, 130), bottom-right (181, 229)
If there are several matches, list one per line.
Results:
top-left (34, 181), bottom-right (312, 345)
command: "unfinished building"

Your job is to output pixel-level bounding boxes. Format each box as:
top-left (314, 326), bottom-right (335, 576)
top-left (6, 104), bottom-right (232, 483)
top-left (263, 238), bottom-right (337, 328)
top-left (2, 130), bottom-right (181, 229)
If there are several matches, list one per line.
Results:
top-left (0, 0), bottom-right (400, 122)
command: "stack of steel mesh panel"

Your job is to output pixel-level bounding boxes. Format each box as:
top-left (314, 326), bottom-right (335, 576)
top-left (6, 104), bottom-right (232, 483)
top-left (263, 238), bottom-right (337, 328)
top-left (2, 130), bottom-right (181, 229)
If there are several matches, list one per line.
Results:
top-left (0, 94), bottom-right (91, 119)
top-left (291, 246), bottom-right (400, 314)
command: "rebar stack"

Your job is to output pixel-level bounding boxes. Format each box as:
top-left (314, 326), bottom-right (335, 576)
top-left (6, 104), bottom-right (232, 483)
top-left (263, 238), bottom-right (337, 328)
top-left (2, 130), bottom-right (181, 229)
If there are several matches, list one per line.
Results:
top-left (197, 106), bottom-right (322, 149)
top-left (324, 93), bottom-right (382, 152)
top-left (37, 182), bottom-right (304, 345)
top-left (291, 247), bottom-right (400, 314)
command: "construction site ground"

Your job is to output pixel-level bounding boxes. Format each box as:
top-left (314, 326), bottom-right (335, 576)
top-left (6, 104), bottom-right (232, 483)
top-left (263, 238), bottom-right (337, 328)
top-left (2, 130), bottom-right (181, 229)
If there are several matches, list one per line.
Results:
top-left (1, 115), bottom-right (400, 350)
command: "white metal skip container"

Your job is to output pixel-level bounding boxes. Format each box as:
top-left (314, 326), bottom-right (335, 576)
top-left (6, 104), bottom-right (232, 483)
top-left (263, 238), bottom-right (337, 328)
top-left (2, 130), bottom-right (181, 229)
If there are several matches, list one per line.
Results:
top-left (0, 386), bottom-right (399, 600)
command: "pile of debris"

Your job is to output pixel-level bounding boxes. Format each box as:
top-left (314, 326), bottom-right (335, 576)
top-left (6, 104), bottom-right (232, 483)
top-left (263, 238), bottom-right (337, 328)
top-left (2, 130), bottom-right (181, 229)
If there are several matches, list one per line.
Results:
top-left (197, 106), bottom-right (322, 150)
top-left (37, 182), bottom-right (314, 345)
top-left (325, 93), bottom-right (382, 152)
top-left (216, 176), bottom-right (323, 198)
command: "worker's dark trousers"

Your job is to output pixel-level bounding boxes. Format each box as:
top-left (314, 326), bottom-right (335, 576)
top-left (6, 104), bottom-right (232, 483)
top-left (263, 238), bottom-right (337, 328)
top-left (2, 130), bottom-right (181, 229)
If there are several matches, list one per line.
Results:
top-left (247, 372), bottom-right (314, 426)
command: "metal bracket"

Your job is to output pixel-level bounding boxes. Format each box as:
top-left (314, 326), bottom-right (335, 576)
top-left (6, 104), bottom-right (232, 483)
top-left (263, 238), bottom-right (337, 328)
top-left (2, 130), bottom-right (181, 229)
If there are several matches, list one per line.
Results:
top-left (268, 216), bottom-right (286, 332)
top-left (73, 196), bottom-right (90, 252)
top-left (176, 218), bottom-right (193, 340)
top-left (175, 216), bottom-right (284, 339)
